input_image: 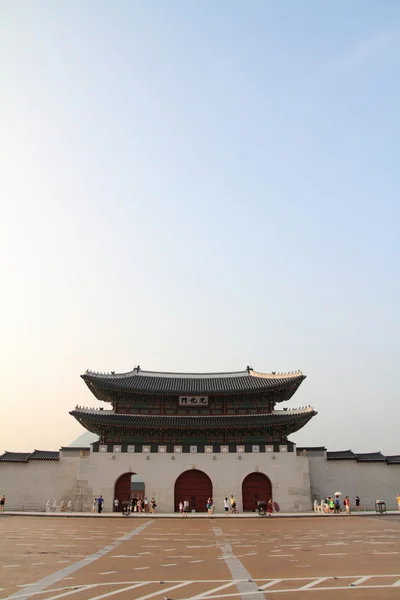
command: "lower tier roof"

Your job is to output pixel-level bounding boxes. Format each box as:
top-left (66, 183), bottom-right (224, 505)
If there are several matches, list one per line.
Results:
top-left (70, 407), bottom-right (316, 434)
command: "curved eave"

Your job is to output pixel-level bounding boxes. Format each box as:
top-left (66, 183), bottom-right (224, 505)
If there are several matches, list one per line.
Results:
top-left (70, 409), bottom-right (316, 436)
top-left (81, 371), bottom-right (305, 401)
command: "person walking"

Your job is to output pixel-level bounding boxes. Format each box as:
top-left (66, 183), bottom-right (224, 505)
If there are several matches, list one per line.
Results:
top-left (344, 496), bottom-right (351, 514)
top-left (334, 496), bottom-right (341, 514)
top-left (113, 498), bottom-right (119, 512)
top-left (144, 497), bottom-right (149, 512)
top-left (397, 493), bottom-right (400, 512)
top-left (355, 496), bottom-right (360, 513)
top-left (0, 495), bottom-right (5, 513)
top-left (179, 501), bottom-right (183, 515)
top-left (224, 497), bottom-right (229, 515)
top-left (183, 499), bottom-right (189, 517)
top-left (150, 497), bottom-right (157, 514)
top-left (207, 498), bottom-right (214, 517)
top-left (329, 497), bottom-right (335, 513)
top-left (97, 496), bottom-right (104, 514)
top-left (230, 495), bottom-right (236, 514)
top-left (92, 498), bottom-right (97, 513)
top-left (267, 498), bottom-right (273, 516)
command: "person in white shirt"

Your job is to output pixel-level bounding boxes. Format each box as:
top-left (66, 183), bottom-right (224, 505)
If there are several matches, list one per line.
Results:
top-left (224, 497), bottom-right (229, 515)
top-left (114, 498), bottom-right (119, 512)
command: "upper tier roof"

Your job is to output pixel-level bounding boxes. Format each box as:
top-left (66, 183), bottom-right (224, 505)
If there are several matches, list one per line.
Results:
top-left (81, 367), bottom-right (305, 400)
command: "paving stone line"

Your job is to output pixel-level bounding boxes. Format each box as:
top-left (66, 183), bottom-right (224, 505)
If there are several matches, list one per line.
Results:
top-left (2, 520), bottom-right (153, 600)
top-left (212, 528), bottom-right (262, 600)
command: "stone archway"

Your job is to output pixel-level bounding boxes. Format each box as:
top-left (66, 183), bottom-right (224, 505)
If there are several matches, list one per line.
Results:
top-left (174, 469), bottom-right (212, 513)
top-left (114, 473), bottom-right (145, 510)
top-left (242, 472), bottom-right (272, 512)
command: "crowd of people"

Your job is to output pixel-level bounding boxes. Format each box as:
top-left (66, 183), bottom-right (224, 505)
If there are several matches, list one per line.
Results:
top-left (101, 496), bottom-right (157, 514)
top-left (314, 494), bottom-right (360, 514)
top-left (177, 496), bottom-right (235, 516)
top-left (2, 490), bottom-right (400, 514)
top-left (176, 495), bottom-right (275, 516)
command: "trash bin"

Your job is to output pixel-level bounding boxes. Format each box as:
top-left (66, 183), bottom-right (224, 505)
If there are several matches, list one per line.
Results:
top-left (375, 501), bottom-right (386, 513)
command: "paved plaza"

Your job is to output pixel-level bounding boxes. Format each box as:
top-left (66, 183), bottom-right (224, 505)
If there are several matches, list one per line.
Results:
top-left (1, 515), bottom-right (400, 599)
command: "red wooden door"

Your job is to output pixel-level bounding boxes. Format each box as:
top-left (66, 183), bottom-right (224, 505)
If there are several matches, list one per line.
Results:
top-left (114, 473), bottom-right (132, 502)
top-left (242, 472), bottom-right (272, 511)
top-left (174, 470), bottom-right (212, 512)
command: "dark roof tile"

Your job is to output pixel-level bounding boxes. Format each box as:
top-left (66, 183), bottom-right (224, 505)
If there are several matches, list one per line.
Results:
top-left (0, 452), bottom-right (31, 462)
top-left (356, 452), bottom-right (386, 463)
top-left (386, 455), bottom-right (400, 464)
top-left (60, 447), bottom-right (91, 452)
top-left (327, 450), bottom-right (356, 460)
top-left (70, 408), bottom-right (316, 431)
top-left (81, 368), bottom-right (305, 399)
top-left (30, 450), bottom-right (59, 460)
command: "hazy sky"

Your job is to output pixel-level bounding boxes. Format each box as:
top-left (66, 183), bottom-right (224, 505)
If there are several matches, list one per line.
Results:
top-left (1, 1), bottom-right (399, 455)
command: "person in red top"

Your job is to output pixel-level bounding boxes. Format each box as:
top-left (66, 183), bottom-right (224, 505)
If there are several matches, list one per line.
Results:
top-left (267, 498), bottom-right (273, 516)
top-left (344, 496), bottom-right (351, 514)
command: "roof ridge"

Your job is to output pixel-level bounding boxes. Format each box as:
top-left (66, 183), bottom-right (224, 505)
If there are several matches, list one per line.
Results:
top-left (85, 369), bottom-right (250, 378)
top-left (73, 406), bottom-right (315, 417)
top-left (83, 368), bottom-right (303, 379)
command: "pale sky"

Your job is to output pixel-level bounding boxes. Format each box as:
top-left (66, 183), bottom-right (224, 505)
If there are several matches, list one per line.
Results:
top-left (1, 1), bottom-right (399, 455)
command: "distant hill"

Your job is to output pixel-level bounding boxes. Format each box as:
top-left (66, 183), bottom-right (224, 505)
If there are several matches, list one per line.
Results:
top-left (68, 431), bottom-right (98, 447)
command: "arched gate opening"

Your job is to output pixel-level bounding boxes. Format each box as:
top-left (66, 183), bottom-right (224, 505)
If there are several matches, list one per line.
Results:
top-left (174, 469), bottom-right (212, 513)
top-left (242, 472), bottom-right (272, 512)
top-left (114, 472), bottom-right (145, 511)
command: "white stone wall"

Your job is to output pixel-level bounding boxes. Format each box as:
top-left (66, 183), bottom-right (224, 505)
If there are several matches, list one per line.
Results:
top-left (308, 457), bottom-right (400, 510)
top-left (4, 451), bottom-right (399, 513)
top-left (0, 458), bottom-right (78, 510)
top-left (77, 450), bottom-right (311, 513)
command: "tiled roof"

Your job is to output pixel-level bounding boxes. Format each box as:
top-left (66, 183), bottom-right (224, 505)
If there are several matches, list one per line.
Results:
top-left (0, 452), bottom-right (31, 462)
top-left (355, 452), bottom-right (386, 463)
top-left (297, 447), bottom-right (326, 452)
top-left (60, 447), bottom-right (91, 452)
top-left (0, 450), bottom-right (59, 462)
top-left (81, 367), bottom-right (305, 400)
top-left (327, 450), bottom-right (356, 460)
top-left (30, 450), bottom-right (60, 461)
top-left (70, 407), bottom-right (316, 431)
top-left (327, 450), bottom-right (388, 463)
top-left (386, 455), bottom-right (400, 464)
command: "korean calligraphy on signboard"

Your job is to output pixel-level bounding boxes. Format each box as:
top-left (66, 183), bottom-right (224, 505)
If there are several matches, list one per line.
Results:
top-left (179, 396), bottom-right (209, 406)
